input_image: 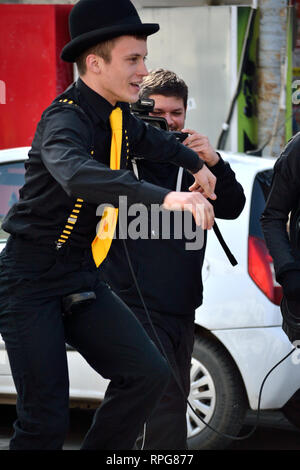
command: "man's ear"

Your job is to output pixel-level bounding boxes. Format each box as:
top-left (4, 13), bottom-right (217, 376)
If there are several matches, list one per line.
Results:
top-left (85, 54), bottom-right (102, 74)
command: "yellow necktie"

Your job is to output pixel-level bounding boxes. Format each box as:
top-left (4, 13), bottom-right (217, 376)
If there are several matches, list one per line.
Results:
top-left (91, 107), bottom-right (122, 267)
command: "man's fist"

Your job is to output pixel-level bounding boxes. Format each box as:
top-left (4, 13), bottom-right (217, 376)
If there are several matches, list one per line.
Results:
top-left (191, 165), bottom-right (217, 201)
top-left (162, 191), bottom-right (215, 230)
top-left (182, 129), bottom-right (220, 167)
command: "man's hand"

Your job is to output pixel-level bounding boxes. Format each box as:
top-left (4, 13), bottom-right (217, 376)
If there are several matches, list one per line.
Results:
top-left (182, 128), bottom-right (219, 167)
top-left (162, 191), bottom-right (215, 230)
top-left (190, 165), bottom-right (217, 200)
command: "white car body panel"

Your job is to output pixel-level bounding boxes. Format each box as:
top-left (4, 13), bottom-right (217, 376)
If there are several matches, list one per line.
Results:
top-left (0, 147), bottom-right (30, 164)
top-left (212, 327), bottom-right (297, 409)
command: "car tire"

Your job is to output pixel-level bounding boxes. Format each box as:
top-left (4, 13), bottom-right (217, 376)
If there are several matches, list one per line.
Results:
top-left (187, 335), bottom-right (247, 450)
top-left (282, 390), bottom-right (300, 429)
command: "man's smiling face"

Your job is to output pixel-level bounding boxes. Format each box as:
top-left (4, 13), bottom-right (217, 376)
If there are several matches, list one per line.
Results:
top-left (148, 94), bottom-right (186, 131)
top-left (96, 35), bottom-right (149, 105)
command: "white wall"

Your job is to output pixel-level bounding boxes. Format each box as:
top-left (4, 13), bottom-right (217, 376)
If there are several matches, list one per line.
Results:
top-left (139, 6), bottom-right (234, 148)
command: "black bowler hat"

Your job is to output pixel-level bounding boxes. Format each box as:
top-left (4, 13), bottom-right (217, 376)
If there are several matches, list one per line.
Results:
top-left (61, 0), bottom-right (159, 63)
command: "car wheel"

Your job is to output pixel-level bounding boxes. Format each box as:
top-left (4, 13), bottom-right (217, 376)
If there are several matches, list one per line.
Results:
top-left (187, 335), bottom-right (247, 450)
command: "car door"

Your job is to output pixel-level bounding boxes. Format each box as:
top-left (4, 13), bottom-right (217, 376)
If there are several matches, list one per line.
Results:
top-left (0, 159), bottom-right (26, 374)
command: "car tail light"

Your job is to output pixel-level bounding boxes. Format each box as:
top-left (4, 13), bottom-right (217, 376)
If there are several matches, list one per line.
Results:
top-left (248, 235), bottom-right (283, 305)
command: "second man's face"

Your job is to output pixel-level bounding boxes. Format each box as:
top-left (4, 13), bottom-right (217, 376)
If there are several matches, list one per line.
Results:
top-left (148, 94), bottom-right (186, 132)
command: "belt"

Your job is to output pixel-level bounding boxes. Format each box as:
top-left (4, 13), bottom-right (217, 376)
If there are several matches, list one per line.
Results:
top-left (6, 235), bottom-right (91, 263)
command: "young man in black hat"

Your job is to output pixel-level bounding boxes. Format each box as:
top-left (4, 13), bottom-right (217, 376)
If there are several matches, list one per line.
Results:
top-left (101, 69), bottom-right (246, 449)
top-left (0, 0), bottom-right (218, 450)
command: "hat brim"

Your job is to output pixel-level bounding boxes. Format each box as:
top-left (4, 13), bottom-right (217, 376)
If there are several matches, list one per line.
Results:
top-left (61, 23), bottom-right (159, 62)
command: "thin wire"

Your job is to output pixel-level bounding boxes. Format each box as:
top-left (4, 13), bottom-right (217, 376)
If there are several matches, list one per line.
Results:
top-left (216, 5), bottom-right (257, 149)
top-left (187, 347), bottom-right (296, 441)
top-left (140, 422), bottom-right (147, 450)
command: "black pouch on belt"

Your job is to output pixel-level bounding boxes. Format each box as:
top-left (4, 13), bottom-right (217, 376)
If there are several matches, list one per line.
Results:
top-left (62, 291), bottom-right (96, 316)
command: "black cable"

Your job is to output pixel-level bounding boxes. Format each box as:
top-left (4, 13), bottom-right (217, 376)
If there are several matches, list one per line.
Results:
top-left (216, 6), bottom-right (258, 150)
top-left (121, 237), bottom-right (296, 442)
top-left (186, 347), bottom-right (295, 441)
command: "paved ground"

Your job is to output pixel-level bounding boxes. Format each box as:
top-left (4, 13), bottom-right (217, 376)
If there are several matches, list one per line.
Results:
top-left (0, 406), bottom-right (299, 450)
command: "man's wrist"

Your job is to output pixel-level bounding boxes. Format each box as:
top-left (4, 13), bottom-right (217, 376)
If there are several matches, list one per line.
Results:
top-left (188, 157), bottom-right (204, 174)
top-left (208, 153), bottom-right (229, 176)
top-left (206, 151), bottom-right (220, 167)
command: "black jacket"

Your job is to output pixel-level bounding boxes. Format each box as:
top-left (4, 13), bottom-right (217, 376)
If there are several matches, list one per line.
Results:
top-left (261, 133), bottom-right (300, 281)
top-left (2, 79), bottom-right (203, 249)
top-left (100, 157), bottom-right (245, 315)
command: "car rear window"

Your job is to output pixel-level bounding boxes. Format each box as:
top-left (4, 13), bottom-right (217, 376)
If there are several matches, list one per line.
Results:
top-left (0, 162), bottom-right (25, 242)
top-left (249, 169), bottom-right (273, 238)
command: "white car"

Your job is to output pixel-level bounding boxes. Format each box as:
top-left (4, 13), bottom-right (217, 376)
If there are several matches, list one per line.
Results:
top-left (0, 147), bottom-right (299, 450)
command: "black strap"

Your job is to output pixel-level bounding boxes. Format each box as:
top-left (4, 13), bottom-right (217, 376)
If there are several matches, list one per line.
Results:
top-left (213, 222), bottom-right (238, 266)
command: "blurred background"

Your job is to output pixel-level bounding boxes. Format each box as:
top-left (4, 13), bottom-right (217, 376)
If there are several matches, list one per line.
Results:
top-left (0, 0), bottom-right (298, 157)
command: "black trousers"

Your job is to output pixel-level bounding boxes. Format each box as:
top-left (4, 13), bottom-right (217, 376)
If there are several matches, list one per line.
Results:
top-left (0, 236), bottom-right (170, 450)
top-left (130, 306), bottom-right (195, 450)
